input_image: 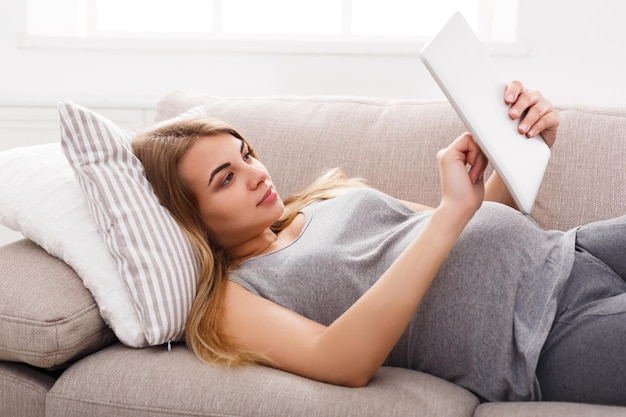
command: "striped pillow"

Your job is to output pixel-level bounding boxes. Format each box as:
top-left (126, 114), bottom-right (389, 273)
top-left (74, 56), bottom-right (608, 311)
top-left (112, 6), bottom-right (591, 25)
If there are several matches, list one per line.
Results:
top-left (59, 101), bottom-right (201, 346)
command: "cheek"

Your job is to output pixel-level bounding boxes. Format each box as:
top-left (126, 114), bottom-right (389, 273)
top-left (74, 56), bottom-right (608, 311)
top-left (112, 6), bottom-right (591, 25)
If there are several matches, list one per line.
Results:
top-left (197, 191), bottom-right (244, 235)
top-left (199, 201), bottom-right (229, 230)
top-left (193, 191), bottom-right (215, 219)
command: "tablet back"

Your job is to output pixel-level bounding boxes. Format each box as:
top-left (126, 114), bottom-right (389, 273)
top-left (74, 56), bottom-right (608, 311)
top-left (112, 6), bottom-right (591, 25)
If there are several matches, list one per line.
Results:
top-left (420, 12), bottom-right (550, 214)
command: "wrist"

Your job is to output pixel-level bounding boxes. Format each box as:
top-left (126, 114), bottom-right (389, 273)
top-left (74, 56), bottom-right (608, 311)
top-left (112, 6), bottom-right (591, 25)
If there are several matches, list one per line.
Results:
top-left (433, 200), bottom-right (477, 237)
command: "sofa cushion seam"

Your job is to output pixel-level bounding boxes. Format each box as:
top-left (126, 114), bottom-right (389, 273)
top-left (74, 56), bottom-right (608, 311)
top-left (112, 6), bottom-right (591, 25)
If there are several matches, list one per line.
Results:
top-left (46, 393), bottom-right (243, 417)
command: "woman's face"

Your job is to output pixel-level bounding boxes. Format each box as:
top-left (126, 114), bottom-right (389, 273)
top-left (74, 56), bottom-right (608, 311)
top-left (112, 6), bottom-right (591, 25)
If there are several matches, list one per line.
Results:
top-left (178, 133), bottom-right (284, 250)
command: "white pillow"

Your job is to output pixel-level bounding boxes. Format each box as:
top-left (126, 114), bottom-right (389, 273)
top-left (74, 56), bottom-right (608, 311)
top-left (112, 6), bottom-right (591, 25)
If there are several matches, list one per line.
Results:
top-left (59, 102), bottom-right (203, 346)
top-left (0, 143), bottom-right (145, 347)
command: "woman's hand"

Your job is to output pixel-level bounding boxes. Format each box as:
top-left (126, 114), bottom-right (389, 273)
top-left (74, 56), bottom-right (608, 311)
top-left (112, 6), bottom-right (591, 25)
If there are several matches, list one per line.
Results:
top-left (437, 132), bottom-right (487, 219)
top-left (505, 80), bottom-right (560, 147)
top-left (483, 81), bottom-right (559, 211)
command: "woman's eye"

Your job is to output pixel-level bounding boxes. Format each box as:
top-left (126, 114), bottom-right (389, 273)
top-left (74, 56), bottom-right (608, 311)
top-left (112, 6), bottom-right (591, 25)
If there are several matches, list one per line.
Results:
top-left (221, 172), bottom-right (234, 187)
top-left (243, 151), bottom-right (252, 161)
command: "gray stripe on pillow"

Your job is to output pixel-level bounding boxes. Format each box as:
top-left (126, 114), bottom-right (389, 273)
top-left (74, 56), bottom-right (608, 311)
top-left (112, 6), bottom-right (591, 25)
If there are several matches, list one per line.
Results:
top-left (59, 101), bottom-right (202, 345)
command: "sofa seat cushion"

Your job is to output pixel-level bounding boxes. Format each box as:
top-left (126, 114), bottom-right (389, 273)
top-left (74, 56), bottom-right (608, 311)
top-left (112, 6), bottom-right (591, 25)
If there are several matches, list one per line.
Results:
top-left (47, 343), bottom-right (479, 417)
top-left (0, 361), bottom-right (56, 417)
top-left (0, 240), bottom-right (117, 369)
top-left (474, 401), bottom-right (626, 417)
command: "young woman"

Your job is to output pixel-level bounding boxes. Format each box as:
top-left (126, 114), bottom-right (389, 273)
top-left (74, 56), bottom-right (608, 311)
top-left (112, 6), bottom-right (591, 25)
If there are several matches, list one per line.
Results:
top-left (132, 81), bottom-right (626, 405)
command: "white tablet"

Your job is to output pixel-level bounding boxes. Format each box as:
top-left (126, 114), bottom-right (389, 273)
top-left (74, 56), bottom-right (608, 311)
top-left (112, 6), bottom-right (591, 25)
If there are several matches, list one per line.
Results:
top-left (419, 12), bottom-right (550, 214)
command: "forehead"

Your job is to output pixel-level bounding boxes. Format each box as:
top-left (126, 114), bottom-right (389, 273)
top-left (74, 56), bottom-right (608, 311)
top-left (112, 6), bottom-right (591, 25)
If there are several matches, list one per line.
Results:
top-left (187, 133), bottom-right (243, 159)
top-left (179, 133), bottom-right (241, 174)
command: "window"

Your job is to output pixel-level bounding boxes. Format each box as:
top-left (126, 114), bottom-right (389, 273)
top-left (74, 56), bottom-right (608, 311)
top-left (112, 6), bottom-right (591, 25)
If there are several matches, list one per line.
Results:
top-left (25, 0), bottom-right (519, 52)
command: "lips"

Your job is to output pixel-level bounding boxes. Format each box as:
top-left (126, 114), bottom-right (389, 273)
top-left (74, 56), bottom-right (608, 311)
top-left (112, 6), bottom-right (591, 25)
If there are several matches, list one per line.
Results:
top-left (257, 187), bottom-right (277, 206)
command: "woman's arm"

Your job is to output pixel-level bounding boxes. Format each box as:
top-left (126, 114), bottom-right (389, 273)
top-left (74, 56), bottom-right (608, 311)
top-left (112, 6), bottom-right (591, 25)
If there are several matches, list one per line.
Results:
top-left (484, 80), bottom-right (560, 209)
top-left (220, 133), bottom-right (486, 387)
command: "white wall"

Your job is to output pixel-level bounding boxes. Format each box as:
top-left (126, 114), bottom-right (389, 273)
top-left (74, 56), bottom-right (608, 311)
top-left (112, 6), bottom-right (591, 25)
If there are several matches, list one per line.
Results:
top-left (1, 0), bottom-right (626, 107)
top-left (1, 0), bottom-right (625, 245)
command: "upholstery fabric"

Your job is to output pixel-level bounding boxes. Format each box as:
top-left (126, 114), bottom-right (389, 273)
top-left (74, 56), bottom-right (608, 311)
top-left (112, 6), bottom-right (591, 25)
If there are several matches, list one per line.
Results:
top-left (155, 93), bottom-right (459, 210)
top-left (532, 106), bottom-right (626, 230)
top-left (475, 402), bottom-right (626, 417)
top-left (0, 240), bottom-right (116, 368)
top-left (59, 102), bottom-right (202, 346)
top-left (0, 362), bottom-right (56, 417)
top-left (155, 93), bottom-right (626, 232)
top-left (47, 343), bottom-right (479, 417)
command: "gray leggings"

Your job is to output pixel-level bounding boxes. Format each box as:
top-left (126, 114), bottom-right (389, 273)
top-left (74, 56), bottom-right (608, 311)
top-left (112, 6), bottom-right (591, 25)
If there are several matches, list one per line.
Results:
top-left (536, 216), bottom-right (626, 406)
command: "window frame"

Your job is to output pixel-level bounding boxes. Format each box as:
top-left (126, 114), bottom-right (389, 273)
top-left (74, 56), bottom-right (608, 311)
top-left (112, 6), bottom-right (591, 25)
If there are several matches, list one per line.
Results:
top-left (21, 0), bottom-right (527, 57)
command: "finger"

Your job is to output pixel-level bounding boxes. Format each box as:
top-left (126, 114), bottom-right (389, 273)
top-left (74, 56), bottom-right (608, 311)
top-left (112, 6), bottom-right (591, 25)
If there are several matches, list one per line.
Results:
top-left (437, 132), bottom-right (473, 172)
top-left (462, 135), bottom-right (488, 183)
top-left (523, 108), bottom-right (560, 141)
top-left (468, 159), bottom-right (485, 184)
top-left (467, 148), bottom-right (488, 184)
top-left (504, 80), bottom-right (524, 104)
top-left (508, 89), bottom-right (541, 121)
top-left (449, 132), bottom-right (474, 155)
top-left (520, 101), bottom-right (556, 137)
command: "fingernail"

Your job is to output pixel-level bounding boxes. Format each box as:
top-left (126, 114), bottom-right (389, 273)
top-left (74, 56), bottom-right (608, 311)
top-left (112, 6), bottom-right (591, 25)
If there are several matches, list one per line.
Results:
top-left (519, 124), bottom-right (527, 133)
top-left (528, 130), bottom-right (535, 137)
top-left (506, 94), bottom-right (515, 102)
top-left (510, 108), bottom-right (519, 117)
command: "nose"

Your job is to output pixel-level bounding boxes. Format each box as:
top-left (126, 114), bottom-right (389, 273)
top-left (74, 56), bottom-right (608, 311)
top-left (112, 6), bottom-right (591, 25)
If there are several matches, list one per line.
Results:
top-left (245, 162), bottom-right (269, 189)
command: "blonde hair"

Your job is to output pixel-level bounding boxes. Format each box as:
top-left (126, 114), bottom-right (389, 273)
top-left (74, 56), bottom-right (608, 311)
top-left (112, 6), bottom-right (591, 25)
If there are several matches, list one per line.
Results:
top-left (132, 116), bottom-right (367, 366)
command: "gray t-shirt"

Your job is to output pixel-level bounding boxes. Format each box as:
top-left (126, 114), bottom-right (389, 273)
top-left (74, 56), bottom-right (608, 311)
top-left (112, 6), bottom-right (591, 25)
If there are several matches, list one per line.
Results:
top-left (229, 188), bottom-right (576, 401)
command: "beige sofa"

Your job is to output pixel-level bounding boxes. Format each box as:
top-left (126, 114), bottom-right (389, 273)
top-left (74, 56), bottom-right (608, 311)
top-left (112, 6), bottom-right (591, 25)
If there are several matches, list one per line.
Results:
top-left (2, 91), bottom-right (626, 417)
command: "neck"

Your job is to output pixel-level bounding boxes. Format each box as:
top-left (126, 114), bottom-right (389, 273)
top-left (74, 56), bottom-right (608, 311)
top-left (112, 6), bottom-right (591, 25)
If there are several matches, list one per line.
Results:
top-left (228, 228), bottom-right (278, 265)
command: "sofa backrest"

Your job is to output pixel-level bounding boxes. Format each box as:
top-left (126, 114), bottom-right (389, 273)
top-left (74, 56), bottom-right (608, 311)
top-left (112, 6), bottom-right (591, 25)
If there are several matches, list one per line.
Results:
top-left (155, 92), bottom-right (626, 232)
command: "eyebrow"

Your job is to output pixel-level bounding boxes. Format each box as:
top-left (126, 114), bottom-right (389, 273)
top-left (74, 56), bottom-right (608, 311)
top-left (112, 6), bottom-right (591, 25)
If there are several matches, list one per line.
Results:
top-left (208, 140), bottom-right (245, 185)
